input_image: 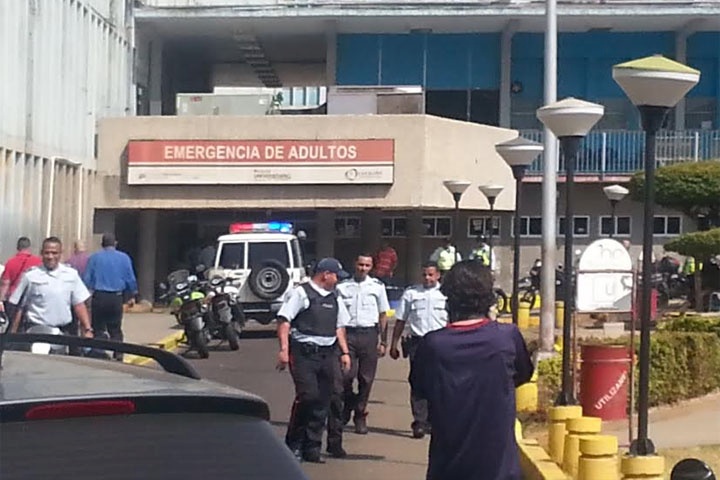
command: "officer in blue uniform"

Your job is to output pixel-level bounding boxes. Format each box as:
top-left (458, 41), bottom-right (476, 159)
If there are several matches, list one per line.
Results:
top-left (276, 258), bottom-right (352, 463)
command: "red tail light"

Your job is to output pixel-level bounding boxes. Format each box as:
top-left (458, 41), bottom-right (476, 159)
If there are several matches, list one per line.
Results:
top-left (25, 400), bottom-right (136, 420)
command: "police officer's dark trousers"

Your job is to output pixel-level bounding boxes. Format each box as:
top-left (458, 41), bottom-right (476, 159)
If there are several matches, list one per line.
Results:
top-left (342, 326), bottom-right (379, 417)
top-left (406, 335), bottom-right (429, 430)
top-left (286, 340), bottom-right (340, 454)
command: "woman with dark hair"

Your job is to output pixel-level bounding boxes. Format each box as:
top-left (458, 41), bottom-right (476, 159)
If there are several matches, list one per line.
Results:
top-left (410, 260), bottom-right (534, 480)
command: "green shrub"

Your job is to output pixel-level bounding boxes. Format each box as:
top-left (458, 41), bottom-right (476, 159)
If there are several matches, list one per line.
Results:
top-left (535, 331), bottom-right (720, 409)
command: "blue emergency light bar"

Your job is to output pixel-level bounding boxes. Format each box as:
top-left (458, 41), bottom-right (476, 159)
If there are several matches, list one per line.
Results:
top-left (229, 222), bottom-right (294, 234)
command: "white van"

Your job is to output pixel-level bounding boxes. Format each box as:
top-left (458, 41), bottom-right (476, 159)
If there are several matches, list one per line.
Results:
top-left (207, 222), bottom-right (307, 324)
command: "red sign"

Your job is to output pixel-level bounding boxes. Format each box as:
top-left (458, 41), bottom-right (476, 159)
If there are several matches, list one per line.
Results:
top-left (127, 139), bottom-right (395, 164)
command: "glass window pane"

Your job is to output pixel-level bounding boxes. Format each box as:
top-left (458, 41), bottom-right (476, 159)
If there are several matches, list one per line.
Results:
top-left (558, 217), bottom-right (566, 235)
top-left (335, 218), bottom-right (345, 236)
top-left (218, 243), bottom-right (245, 269)
top-left (393, 218), bottom-right (407, 237)
top-left (422, 218), bottom-right (436, 236)
top-left (248, 242), bottom-right (289, 268)
top-left (381, 218), bottom-right (393, 237)
top-left (653, 216), bottom-right (666, 234)
top-left (617, 217), bottom-right (631, 235)
top-left (600, 216), bottom-right (613, 235)
top-left (529, 217), bottom-right (542, 236)
top-left (436, 218), bottom-right (452, 237)
top-left (468, 217), bottom-right (485, 237)
top-left (520, 217), bottom-right (529, 236)
top-left (667, 217), bottom-right (681, 235)
top-left (490, 217), bottom-right (500, 236)
top-left (346, 218), bottom-right (361, 237)
top-left (574, 217), bottom-right (589, 235)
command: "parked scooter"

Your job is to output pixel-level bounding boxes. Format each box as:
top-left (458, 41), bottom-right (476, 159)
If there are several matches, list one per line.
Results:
top-left (203, 275), bottom-right (243, 351)
top-left (161, 269), bottom-right (211, 359)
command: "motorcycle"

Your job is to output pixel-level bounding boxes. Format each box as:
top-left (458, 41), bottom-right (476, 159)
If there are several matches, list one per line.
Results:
top-left (162, 269), bottom-right (211, 359)
top-left (202, 275), bottom-right (243, 351)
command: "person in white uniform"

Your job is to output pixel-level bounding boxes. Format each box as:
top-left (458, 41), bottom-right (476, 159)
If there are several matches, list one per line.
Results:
top-left (389, 261), bottom-right (448, 439)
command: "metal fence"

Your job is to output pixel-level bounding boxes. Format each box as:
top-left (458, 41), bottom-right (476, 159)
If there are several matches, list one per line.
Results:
top-left (520, 129), bottom-right (720, 175)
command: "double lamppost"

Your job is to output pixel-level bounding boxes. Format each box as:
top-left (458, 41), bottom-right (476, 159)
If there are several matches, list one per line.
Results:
top-left (537, 98), bottom-right (605, 406)
top-left (495, 138), bottom-right (544, 325)
top-left (443, 180), bottom-right (472, 248)
top-left (612, 55), bottom-right (700, 456)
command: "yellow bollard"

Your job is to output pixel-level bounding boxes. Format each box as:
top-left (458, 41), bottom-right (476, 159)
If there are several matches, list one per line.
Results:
top-left (578, 435), bottom-right (619, 480)
top-left (514, 418), bottom-right (523, 441)
top-left (621, 455), bottom-right (665, 480)
top-left (515, 370), bottom-right (538, 413)
top-left (547, 405), bottom-right (583, 465)
top-left (518, 301), bottom-right (531, 330)
top-left (555, 301), bottom-right (564, 329)
top-left (562, 416), bottom-right (602, 477)
top-left (529, 315), bottom-right (540, 327)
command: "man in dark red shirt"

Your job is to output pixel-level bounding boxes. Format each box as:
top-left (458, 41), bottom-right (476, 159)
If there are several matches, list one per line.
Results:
top-left (372, 242), bottom-right (398, 283)
top-left (0, 237), bottom-right (42, 317)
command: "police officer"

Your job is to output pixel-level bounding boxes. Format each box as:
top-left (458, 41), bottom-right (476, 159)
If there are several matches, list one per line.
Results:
top-left (389, 261), bottom-right (448, 439)
top-left (334, 253), bottom-right (390, 435)
top-left (469, 235), bottom-right (491, 267)
top-left (276, 257), bottom-right (352, 463)
top-left (8, 236), bottom-right (93, 338)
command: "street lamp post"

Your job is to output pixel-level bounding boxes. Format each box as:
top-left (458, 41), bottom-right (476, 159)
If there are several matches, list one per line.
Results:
top-left (603, 184), bottom-right (630, 238)
top-left (537, 97), bottom-right (605, 406)
top-left (495, 138), bottom-right (544, 325)
top-left (613, 55), bottom-right (700, 456)
top-left (443, 180), bottom-right (472, 249)
top-left (479, 184), bottom-right (505, 267)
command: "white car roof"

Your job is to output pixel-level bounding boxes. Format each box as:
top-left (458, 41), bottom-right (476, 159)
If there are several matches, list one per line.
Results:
top-left (217, 233), bottom-right (297, 243)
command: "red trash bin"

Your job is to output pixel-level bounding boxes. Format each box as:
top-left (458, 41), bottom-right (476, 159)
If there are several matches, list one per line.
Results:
top-left (579, 344), bottom-right (631, 421)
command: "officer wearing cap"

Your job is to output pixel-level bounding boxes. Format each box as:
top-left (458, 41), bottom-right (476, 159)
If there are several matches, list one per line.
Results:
top-left (332, 252), bottom-right (389, 435)
top-left (8, 236), bottom-right (93, 338)
top-left (276, 257), bottom-right (352, 463)
top-left (389, 261), bottom-right (448, 439)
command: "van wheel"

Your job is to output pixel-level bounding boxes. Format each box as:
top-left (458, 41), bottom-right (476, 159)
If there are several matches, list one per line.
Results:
top-left (248, 260), bottom-right (290, 301)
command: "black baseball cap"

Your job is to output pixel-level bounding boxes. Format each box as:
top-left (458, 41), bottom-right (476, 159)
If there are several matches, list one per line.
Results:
top-left (314, 257), bottom-right (350, 280)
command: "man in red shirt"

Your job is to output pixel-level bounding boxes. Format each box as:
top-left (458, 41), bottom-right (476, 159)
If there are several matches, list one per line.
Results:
top-left (372, 242), bottom-right (398, 283)
top-left (0, 237), bottom-right (42, 317)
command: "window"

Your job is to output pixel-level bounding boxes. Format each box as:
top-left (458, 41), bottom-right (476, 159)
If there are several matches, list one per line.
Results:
top-left (218, 242), bottom-right (245, 269)
top-left (248, 242), bottom-right (290, 268)
top-left (381, 217), bottom-right (407, 237)
top-left (653, 216), bottom-right (682, 236)
top-left (512, 216), bottom-right (542, 237)
top-left (557, 216), bottom-right (590, 237)
top-left (422, 216), bottom-right (452, 238)
top-left (467, 217), bottom-right (500, 238)
top-left (599, 216), bottom-right (632, 237)
top-left (335, 217), bottom-right (361, 238)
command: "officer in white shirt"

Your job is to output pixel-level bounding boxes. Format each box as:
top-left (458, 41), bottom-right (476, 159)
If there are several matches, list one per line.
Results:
top-left (8, 236), bottom-right (93, 338)
top-left (389, 261), bottom-right (448, 439)
top-left (276, 258), bottom-right (352, 463)
top-left (333, 253), bottom-right (390, 435)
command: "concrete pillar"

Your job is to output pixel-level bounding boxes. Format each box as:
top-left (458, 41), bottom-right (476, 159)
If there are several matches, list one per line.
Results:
top-left (155, 211), bottom-right (169, 281)
top-left (406, 211), bottom-right (424, 284)
top-left (149, 41), bottom-right (163, 115)
top-left (316, 209), bottom-right (335, 258)
top-left (499, 21), bottom-right (518, 128)
top-left (325, 22), bottom-right (337, 87)
top-left (675, 30), bottom-right (688, 130)
top-left (361, 209), bottom-right (382, 253)
top-left (137, 210), bottom-right (158, 301)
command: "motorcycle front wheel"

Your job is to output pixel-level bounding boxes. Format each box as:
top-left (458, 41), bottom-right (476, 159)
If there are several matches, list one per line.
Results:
top-left (190, 330), bottom-right (209, 359)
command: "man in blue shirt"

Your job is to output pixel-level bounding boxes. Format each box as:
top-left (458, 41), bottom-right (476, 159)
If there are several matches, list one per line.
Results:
top-left (84, 233), bottom-right (138, 360)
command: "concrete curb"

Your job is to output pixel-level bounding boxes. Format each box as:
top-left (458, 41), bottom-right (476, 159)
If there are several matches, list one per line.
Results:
top-left (123, 331), bottom-right (186, 366)
top-left (518, 437), bottom-right (570, 480)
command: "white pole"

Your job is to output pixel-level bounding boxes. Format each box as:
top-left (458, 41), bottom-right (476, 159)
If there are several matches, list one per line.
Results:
top-left (540, 0), bottom-right (559, 356)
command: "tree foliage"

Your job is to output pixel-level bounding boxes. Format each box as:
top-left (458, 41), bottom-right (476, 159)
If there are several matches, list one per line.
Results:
top-left (629, 161), bottom-right (720, 221)
top-left (664, 228), bottom-right (720, 259)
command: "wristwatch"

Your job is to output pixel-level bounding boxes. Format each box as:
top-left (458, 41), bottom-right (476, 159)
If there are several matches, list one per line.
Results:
top-left (341, 352), bottom-right (350, 357)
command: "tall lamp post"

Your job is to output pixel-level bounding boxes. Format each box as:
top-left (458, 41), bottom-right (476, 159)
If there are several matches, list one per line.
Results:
top-left (537, 97), bottom-right (605, 406)
top-left (478, 184), bottom-right (504, 267)
top-left (603, 184), bottom-right (629, 238)
top-left (613, 55), bottom-right (700, 456)
top-left (443, 180), bottom-right (472, 249)
top-left (495, 137), bottom-right (544, 325)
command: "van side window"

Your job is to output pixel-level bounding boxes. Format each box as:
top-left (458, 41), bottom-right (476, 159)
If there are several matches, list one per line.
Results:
top-left (219, 243), bottom-right (245, 269)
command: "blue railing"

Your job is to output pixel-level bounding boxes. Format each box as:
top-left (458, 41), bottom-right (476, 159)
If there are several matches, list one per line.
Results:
top-left (520, 129), bottom-right (720, 175)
